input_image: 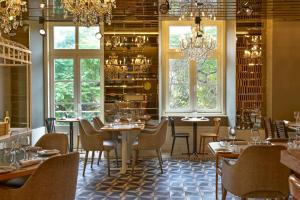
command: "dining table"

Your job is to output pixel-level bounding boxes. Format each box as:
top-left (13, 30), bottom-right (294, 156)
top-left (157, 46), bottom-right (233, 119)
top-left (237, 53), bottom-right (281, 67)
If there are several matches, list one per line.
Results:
top-left (287, 121), bottom-right (300, 131)
top-left (101, 123), bottom-right (145, 174)
top-left (181, 117), bottom-right (210, 155)
top-left (0, 164), bottom-right (39, 181)
top-left (56, 118), bottom-right (79, 152)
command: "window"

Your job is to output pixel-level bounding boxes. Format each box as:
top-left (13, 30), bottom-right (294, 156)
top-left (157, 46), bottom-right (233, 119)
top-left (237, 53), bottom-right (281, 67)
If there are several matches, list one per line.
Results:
top-left (162, 21), bottom-right (224, 114)
top-left (49, 24), bottom-right (103, 121)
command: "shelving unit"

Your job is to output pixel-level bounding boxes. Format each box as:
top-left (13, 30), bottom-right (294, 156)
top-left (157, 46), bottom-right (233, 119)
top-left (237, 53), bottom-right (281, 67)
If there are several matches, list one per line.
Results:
top-left (104, 33), bottom-right (159, 122)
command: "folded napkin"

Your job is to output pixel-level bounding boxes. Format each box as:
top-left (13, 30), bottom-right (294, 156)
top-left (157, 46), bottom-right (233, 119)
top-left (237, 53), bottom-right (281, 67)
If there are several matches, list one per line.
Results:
top-left (0, 166), bottom-right (16, 174)
top-left (19, 159), bottom-right (42, 168)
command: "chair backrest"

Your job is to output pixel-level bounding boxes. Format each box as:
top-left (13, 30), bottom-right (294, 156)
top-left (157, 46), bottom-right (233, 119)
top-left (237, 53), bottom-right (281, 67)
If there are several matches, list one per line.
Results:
top-left (45, 118), bottom-right (56, 133)
top-left (79, 119), bottom-right (103, 150)
top-left (155, 118), bottom-right (168, 147)
top-left (289, 174), bottom-right (300, 199)
top-left (212, 118), bottom-right (221, 136)
top-left (15, 152), bottom-right (79, 200)
top-left (223, 145), bottom-right (291, 197)
top-left (168, 117), bottom-right (176, 137)
top-left (263, 117), bottom-right (274, 139)
top-left (93, 116), bottom-right (104, 130)
top-left (275, 120), bottom-right (288, 138)
top-left (35, 133), bottom-right (68, 154)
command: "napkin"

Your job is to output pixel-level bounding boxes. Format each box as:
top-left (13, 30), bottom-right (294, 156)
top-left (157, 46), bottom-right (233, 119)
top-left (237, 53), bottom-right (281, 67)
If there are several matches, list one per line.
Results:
top-left (19, 159), bottom-right (42, 167)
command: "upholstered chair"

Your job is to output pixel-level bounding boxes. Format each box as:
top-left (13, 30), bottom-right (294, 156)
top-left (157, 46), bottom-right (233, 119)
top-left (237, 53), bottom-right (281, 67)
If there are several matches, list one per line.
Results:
top-left (92, 116), bottom-right (119, 165)
top-left (221, 145), bottom-right (291, 200)
top-left (35, 133), bottom-right (68, 154)
top-left (289, 174), bottom-right (300, 199)
top-left (0, 152), bottom-right (79, 200)
top-left (199, 118), bottom-right (221, 154)
top-left (79, 119), bottom-right (118, 176)
top-left (131, 118), bottom-right (168, 173)
top-left (274, 120), bottom-right (289, 138)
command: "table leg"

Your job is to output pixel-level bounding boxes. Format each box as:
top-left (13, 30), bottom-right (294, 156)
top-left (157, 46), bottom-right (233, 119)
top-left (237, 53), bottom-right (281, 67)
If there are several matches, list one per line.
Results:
top-left (193, 122), bottom-right (198, 154)
top-left (121, 132), bottom-right (128, 174)
top-left (69, 122), bottom-right (74, 152)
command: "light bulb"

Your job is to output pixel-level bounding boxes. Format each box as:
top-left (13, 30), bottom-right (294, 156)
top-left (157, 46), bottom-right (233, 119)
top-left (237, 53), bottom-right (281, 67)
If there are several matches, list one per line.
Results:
top-left (95, 32), bottom-right (102, 40)
top-left (39, 28), bottom-right (46, 36)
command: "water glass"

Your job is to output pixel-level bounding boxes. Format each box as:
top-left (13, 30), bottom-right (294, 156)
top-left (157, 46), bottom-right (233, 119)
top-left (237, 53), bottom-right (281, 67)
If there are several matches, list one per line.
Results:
top-left (251, 128), bottom-right (260, 145)
top-left (114, 113), bottom-right (121, 124)
top-left (228, 127), bottom-right (236, 145)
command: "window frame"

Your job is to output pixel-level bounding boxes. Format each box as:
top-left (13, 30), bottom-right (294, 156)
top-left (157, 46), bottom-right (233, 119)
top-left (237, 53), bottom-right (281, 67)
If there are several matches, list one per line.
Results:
top-left (48, 22), bottom-right (104, 121)
top-left (161, 20), bottom-right (225, 116)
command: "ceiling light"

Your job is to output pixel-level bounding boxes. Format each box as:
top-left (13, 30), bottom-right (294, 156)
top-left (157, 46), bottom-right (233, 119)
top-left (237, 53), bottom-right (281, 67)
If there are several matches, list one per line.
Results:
top-left (39, 28), bottom-right (46, 36)
top-left (95, 32), bottom-right (102, 40)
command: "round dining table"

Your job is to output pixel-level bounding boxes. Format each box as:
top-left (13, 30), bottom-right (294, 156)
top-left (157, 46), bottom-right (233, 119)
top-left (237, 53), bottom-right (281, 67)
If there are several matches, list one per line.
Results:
top-left (181, 117), bottom-right (210, 155)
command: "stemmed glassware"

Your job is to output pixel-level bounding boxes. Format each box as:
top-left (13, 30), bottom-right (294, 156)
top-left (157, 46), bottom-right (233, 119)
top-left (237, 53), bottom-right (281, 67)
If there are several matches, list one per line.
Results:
top-left (114, 112), bottom-right (121, 127)
top-left (228, 127), bottom-right (236, 146)
top-left (294, 111), bottom-right (300, 124)
top-left (251, 128), bottom-right (260, 145)
top-left (126, 113), bottom-right (132, 124)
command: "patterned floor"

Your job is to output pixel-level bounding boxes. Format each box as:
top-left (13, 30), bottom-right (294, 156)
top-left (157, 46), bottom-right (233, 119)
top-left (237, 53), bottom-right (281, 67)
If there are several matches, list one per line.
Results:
top-left (75, 154), bottom-right (238, 200)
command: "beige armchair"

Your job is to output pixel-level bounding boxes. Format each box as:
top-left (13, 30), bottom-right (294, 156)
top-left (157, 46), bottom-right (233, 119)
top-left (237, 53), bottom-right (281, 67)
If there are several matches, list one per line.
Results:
top-left (0, 152), bottom-right (79, 200)
top-left (131, 118), bottom-right (168, 173)
top-left (35, 133), bottom-right (69, 154)
top-left (79, 119), bottom-right (118, 176)
top-left (221, 145), bottom-right (291, 200)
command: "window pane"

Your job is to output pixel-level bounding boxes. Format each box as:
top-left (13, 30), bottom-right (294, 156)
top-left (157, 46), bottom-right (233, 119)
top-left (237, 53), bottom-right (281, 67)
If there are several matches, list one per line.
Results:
top-left (54, 59), bottom-right (74, 81)
top-left (204, 26), bottom-right (218, 45)
top-left (54, 26), bottom-right (75, 49)
top-left (53, 0), bottom-right (63, 15)
top-left (196, 59), bottom-right (218, 110)
top-left (55, 82), bottom-right (74, 103)
top-left (169, 26), bottom-right (192, 49)
top-left (168, 59), bottom-right (190, 110)
top-left (81, 82), bottom-right (101, 103)
top-left (80, 59), bottom-right (100, 81)
top-left (81, 112), bottom-right (101, 122)
top-left (79, 27), bottom-right (101, 49)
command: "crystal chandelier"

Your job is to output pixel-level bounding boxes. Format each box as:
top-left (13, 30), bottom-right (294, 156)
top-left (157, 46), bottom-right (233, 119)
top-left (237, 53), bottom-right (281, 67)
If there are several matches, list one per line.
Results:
top-left (179, 0), bottom-right (217, 21)
top-left (0, 0), bottom-right (27, 34)
top-left (62, 0), bottom-right (117, 27)
top-left (179, 16), bottom-right (216, 62)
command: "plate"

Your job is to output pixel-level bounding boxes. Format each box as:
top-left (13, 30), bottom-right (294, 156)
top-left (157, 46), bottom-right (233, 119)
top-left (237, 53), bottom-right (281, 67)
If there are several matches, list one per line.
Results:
top-left (37, 149), bottom-right (60, 156)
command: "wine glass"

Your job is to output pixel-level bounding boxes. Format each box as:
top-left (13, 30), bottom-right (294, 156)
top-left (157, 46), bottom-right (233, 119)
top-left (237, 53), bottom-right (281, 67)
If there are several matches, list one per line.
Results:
top-left (228, 127), bottom-right (236, 146)
top-left (294, 111), bottom-right (300, 124)
top-left (114, 112), bottom-right (121, 125)
top-left (19, 135), bottom-right (31, 160)
top-left (127, 113), bottom-right (132, 123)
top-left (251, 128), bottom-right (260, 145)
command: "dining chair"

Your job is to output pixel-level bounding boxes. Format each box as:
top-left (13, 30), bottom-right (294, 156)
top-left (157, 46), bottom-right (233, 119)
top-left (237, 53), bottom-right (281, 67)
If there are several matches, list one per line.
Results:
top-left (132, 118), bottom-right (168, 174)
top-left (0, 152), bottom-right (79, 200)
top-left (79, 119), bottom-right (118, 176)
top-left (289, 174), bottom-right (300, 200)
top-left (199, 118), bottom-right (221, 154)
top-left (274, 120), bottom-right (289, 138)
top-left (168, 117), bottom-right (190, 156)
top-left (45, 117), bottom-right (56, 133)
top-left (35, 133), bottom-right (69, 154)
top-left (93, 116), bottom-right (119, 165)
top-left (263, 117), bottom-right (275, 139)
top-left (221, 145), bottom-right (291, 200)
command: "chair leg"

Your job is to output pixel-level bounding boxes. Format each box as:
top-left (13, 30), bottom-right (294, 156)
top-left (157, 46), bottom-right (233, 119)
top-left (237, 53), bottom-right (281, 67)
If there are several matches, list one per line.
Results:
top-left (202, 137), bottom-right (206, 154)
top-left (186, 136), bottom-right (190, 156)
top-left (170, 137), bottom-right (176, 156)
top-left (131, 149), bottom-right (138, 173)
top-left (76, 135), bottom-right (80, 151)
top-left (83, 151), bottom-right (89, 176)
top-left (114, 146), bottom-right (119, 167)
top-left (199, 137), bottom-right (202, 154)
top-left (221, 186), bottom-right (227, 200)
top-left (106, 150), bottom-right (111, 176)
top-left (156, 149), bottom-right (163, 174)
top-left (97, 151), bottom-right (102, 165)
top-left (158, 148), bottom-right (163, 164)
top-left (91, 151), bottom-right (95, 169)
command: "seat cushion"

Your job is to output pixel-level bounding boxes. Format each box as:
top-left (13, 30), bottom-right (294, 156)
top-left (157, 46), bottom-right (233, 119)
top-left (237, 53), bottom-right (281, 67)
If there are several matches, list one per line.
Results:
top-left (103, 140), bottom-right (115, 150)
top-left (174, 132), bottom-right (189, 137)
top-left (200, 133), bottom-right (217, 137)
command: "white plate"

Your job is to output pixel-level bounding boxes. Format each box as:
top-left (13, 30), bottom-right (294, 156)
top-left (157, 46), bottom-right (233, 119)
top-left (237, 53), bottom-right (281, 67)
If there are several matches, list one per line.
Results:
top-left (37, 149), bottom-right (60, 156)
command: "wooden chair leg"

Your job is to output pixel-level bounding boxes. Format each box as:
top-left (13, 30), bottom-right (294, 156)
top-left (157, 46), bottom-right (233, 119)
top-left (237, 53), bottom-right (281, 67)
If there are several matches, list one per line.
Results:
top-left (97, 151), bottom-right (102, 165)
top-left (83, 150), bottom-right (89, 176)
top-left (91, 151), bottom-right (95, 168)
top-left (156, 149), bottom-right (163, 174)
top-left (186, 136), bottom-right (190, 156)
top-left (221, 186), bottom-right (227, 200)
top-left (170, 137), bottom-right (176, 156)
top-left (132, 149), bottom-right (138, 173)
top-left (202, 137), bottom-right (206, 154)
top-left (114, 147), bottom-right (119, 167)
top-left (159, 148), bottom-right (163, 164)
top-left (106, 150), bottom-right (110, 176)
top-left (76, 135), bottom-right (80, 151)
top-left (199, 137), bottom-right (202, 154)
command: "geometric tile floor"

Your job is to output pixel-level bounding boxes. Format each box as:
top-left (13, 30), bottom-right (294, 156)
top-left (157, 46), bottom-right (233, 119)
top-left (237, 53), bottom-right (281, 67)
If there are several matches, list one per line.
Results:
top-left (76, 155), bottom-right (239, 200)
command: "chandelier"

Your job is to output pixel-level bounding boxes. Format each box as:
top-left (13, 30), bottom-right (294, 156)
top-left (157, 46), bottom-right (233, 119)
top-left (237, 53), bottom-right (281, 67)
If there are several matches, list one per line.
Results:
top-left (244, 35), bottom-right (262, 59)
top-left (105, 35), bottom-right (149, 48)
top-left (179, 0), bottom-right (217, 21)
top-left (179, 16), bottom-right (216, 62)
top-left (62, 0), bottom-right (117, 27)
top-left (0, 0), bottom-right (27, 34)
